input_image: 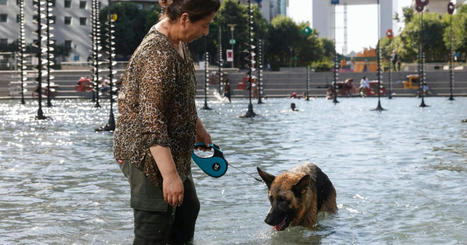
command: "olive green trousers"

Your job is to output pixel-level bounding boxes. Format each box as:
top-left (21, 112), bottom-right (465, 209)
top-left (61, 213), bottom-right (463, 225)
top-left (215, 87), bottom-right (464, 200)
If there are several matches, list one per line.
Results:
top-left (120, 161), bottom-right (200, 245)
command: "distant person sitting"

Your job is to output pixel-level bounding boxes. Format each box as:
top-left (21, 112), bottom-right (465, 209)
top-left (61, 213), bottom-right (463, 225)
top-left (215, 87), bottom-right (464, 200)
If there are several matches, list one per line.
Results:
top-left (290, 103), bottom-right (299, 111)
top-left (290, 91), bottom-right (298, 99)
top-left (359, 76), bottom-right (370, 96)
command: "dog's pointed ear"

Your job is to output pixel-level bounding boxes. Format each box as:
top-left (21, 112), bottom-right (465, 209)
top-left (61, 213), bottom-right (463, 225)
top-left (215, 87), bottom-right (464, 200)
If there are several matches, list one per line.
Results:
top-left (292, 174), bottom-right (311, 198)
top-left (257, 167), bottom-right (275, 189)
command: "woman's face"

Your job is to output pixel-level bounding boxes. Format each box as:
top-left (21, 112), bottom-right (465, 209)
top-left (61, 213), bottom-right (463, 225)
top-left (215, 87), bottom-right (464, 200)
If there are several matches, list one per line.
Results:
top-left (181, 12), bottom-right (216, 43)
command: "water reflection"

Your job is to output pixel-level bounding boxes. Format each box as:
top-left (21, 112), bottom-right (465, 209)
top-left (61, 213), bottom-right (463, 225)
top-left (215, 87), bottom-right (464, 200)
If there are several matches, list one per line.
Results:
top-left (0, 98), bottom-right (466, 244)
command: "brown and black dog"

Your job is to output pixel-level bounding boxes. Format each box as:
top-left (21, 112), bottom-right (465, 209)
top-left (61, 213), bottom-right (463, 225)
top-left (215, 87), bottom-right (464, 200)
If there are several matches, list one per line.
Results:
top-left (257, 163), bottom-right (337, 231)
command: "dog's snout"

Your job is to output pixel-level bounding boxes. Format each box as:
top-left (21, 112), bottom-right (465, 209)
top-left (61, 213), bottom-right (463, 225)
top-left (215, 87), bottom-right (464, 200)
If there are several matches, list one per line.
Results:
top-left (264, 213), bottom-right (275, 226)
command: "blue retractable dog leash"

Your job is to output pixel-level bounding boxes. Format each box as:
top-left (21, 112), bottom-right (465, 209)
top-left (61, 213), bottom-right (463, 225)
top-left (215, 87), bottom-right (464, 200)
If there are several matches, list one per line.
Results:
top-left (191, 143), bottom-right (228, 178)
top-left (191, 143), bottom-right (262, 182)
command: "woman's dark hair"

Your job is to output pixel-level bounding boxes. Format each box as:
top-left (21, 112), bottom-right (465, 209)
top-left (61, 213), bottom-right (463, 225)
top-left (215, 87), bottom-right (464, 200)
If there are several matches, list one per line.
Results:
top-left (160, 0), bottom-right (220, 23)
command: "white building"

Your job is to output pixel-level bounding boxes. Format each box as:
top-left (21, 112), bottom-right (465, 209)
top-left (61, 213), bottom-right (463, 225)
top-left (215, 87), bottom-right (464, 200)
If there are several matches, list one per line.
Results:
top-left (312, 0), bottom-right (396, 41)
top-left (238, 0), bottom-right (288, 22)
top-left (0, 0), bottom-right (157, 62)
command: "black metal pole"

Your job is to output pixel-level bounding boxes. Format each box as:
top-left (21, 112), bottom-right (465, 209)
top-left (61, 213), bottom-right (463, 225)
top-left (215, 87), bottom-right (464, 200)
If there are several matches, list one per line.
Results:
top-left (419, 10), bottom-right (427, 107)
top-left (305, 65), bottom-right (309, 101)
top-left (46, 0), bottom-right (52, 107)
top-left (388, 41), bottom-right (393, 99)
top-left (332, 52), bottom-right (339, 104)
top-left (373, 0), bottom-right (384, 111)
top-left (94, 0), bottom-right (101, 108)
top-left (34, 0), bottom-right (46, 119)
top-left (258, 39), bottom-right (264, 104)
top-left (202, 50), bottom-right (211, 110)
top-left (218, 25), bottom-right (223, 95)
top-left (91, 0), bottom-right (96, 102)
top-left (97, 2), bottom-right (116, 131)
top-left (19, 0), bottom-right (25, 105)
top-left (373, 40), bottom-right (384, 111)
top-left (242, 0), bottom-right (256, 117)
top-left (448, 13), bottom-right (454, 101)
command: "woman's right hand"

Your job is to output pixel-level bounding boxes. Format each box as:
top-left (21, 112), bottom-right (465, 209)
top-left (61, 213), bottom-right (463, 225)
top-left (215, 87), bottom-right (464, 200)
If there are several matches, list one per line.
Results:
top-left (162, 172), bottom-right (184, 207)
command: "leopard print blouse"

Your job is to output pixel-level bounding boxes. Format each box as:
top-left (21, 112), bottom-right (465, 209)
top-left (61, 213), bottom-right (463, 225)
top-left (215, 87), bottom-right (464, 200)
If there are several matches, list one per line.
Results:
top-left (114, 25), bottom-right (198, 186)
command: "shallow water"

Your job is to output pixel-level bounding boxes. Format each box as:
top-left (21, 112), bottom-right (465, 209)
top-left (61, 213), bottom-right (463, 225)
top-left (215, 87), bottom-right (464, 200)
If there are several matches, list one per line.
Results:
top-left (0, 97), bottom-right (466, 244)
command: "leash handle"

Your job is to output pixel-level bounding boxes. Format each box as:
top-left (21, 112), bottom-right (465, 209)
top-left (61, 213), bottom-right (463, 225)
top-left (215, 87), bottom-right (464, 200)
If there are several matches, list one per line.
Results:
top-left (192, 143), bottom-right (228, 178)
top-left (194, 142), bottom-right (221, 152)
top-left (192, 143), bottom-right (262, 182)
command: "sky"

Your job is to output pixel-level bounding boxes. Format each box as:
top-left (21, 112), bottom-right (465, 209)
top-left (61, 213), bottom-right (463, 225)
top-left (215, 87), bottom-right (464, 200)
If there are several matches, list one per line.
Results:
top-left (288, 0), bottom-right (413, 54)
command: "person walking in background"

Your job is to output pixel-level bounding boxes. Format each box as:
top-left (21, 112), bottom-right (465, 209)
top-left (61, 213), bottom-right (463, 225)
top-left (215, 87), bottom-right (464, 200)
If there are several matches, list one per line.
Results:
top-left (113, 0), bottom-right (220, 244)
top-left (223, 76), bottom-right (231, 103)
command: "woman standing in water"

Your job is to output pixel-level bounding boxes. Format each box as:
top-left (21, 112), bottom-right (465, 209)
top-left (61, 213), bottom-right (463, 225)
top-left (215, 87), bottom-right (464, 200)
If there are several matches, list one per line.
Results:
top-left (114, 0), bottom-right (220, 243)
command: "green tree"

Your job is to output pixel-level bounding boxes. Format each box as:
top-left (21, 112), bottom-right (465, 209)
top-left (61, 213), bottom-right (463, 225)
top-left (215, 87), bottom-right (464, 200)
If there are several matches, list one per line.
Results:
top-left (265, 15), bottom-right (301, 68)
top-left (443, 4), bottom-right (467, 61)
top-left (402, 7), bottom-right (414, 24)
top-left (99, 2), bottom-right (154, 59)
top-left (188, 0), bottom-right (268, 68)
top-left (397, 11), bottom-right (448, 62)
top-left (295, 23), bottom-right (327, 67)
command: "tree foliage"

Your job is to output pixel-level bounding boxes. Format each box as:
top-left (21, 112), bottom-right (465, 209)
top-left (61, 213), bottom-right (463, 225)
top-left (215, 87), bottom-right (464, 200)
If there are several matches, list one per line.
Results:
top-left (99, 2), bottom-right (156, 60)
top-left (381, 7), bottom-right (467, 63)
top-left (96, 0), bottom-right (337, 67)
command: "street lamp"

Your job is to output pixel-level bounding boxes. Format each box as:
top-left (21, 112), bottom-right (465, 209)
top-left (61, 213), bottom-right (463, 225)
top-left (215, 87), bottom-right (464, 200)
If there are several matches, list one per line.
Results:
top-left (18, 0), bottom-right (27, 105)
top-left (227, 24), bottom-right (236, 68)
top-left (257, 39), bottom-right (264, 104)
top-left (372, 0), bottom-right (385, 111)
top-left (96, 3), bottom-right (118, 132)
top-left (46, 0), bottom-right (55, 107)
top-left (416, 0), bottom-right (429, 107)
top-left (33, 0), bottom-right (47, 119)
top-left (91, 0), bottom-right (102, 108)
top-left (448, 1), bottom-right (455, 101)
top-left (202, 51), bottom-right (212, 110)
top-left (218, 25), bottom-right (223, 94)
top-left (241, 0), bottom-right (256, 118)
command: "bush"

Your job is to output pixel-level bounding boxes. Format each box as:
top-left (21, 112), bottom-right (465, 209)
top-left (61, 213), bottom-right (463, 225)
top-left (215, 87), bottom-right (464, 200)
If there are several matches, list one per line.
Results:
top-left (311, 59), bottom-right (333, 72)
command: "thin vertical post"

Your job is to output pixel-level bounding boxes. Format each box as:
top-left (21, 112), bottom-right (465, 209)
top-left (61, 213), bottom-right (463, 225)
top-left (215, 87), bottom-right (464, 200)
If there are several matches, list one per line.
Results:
top-left (242, 0), bottom-right (256, 117)
top-left (34, 0), bottom-right (47, 119)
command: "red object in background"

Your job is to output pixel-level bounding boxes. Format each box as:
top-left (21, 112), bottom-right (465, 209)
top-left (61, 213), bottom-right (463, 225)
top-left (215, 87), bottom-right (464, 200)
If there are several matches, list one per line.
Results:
top-left (237, 76), bottom-right (248, 90)
top-left (386, 29), bottom-right (393, 39)
top-left (75, 77), bottom-right (92, 92)
top-left (367, 81), bottom-right (386, 96)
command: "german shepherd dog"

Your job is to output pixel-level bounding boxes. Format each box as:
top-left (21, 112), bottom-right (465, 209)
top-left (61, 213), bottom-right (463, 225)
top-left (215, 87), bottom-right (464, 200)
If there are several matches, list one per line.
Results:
top-left (257, 163), bottom-right (337, 231)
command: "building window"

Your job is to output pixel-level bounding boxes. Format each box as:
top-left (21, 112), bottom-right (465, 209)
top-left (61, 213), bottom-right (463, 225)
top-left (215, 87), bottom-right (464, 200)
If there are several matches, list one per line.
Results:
top-left (16, 0), bottom-right (20, 5)
top-left (50, 0), bottom-right (55, 6)
top-left (79, 17), bottom-right (86, 25)
top-left (64, 0), bottom-right (71, 8)
top-left (33, 14), bottom-right (38, 21)
top-left (79, 0), bottom-right (85, 8)
top-left (49, 16), bottom-right (56, 24)
top-left (64, 40), bottom-right (72, 49)
top-left (0, 0), bottom-right (6, 5)
top-left (17, 14), bottom-right (20, 23)
top-left (0, 39), bottom-right (7, 49)
top-left (0, 14), bottom-right (7, 23)
top-left (64, 16), bottom-right (71, 25)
